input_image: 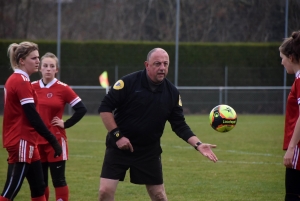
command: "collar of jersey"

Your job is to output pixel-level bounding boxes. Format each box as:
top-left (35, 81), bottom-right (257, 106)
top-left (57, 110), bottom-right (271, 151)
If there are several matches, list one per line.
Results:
top-left (14, 69), bottom-right (30, 80)
top-left (39, 78), bottom-right (57, 88)
top-left (141, 69), bottom-right (164, 92)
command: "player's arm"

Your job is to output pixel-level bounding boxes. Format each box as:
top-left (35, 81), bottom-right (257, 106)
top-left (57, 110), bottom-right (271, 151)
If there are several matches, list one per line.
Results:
top-left (52, 101), bottom-right (87, 129)
top-left (22, 103), bottom-right (62, 157)
top-left (64, 101), bottom-right (87, 128)
top-left (284, 105), bottom-right (300, 167)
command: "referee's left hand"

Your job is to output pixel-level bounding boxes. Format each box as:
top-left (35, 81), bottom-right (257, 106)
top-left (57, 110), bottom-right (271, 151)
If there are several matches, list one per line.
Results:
top-left (116, 137), bottom-right (134, 152)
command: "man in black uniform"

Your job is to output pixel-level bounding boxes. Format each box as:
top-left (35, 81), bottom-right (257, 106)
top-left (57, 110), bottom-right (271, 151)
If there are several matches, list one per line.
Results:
top-left (98, 48), bottom-right (218, 201)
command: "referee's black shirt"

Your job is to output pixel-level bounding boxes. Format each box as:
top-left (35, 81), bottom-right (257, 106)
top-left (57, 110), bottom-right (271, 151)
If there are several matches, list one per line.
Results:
top-left (98, 69), bottom-right (195, 153)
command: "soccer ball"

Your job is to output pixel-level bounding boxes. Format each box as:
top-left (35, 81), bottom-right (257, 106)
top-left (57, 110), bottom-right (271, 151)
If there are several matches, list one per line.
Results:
top-left (209, 104), bottom-right (237, 132)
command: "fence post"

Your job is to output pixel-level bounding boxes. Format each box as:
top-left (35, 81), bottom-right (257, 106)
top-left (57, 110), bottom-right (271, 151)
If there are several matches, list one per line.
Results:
top-left (219, 87), bottom-right (223, 105)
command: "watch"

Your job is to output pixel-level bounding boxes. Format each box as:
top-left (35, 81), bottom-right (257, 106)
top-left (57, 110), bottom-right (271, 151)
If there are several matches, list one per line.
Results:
top-left (194, 141), bottom-right (202, 150)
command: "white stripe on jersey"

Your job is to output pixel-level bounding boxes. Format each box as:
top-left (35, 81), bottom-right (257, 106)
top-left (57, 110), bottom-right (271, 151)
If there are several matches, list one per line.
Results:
top-left (61, 137), bottom-right (68, 160)
top-left (292, 146), bottom-right (299, 169)
top-left (20, 98), bottom-right (34, 105)
top-left (298, 98), bottom-right (300, 105)
top-left (70, 97), bottom-right (81, 107)
top-left (19, 140), bottom-right (27, 162)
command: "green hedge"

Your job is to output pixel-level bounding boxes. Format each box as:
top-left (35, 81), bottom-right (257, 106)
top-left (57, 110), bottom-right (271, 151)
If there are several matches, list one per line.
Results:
top-left (0, 40), bottom-right (293, 86)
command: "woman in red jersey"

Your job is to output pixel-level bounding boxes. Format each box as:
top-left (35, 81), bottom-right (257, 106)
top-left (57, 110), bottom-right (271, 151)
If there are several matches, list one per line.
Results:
top-left (280, 30), bottom-right (300, 201)
top-left (32, 52), bottom-right (87, 201)
top-left (0, 42), bottom-right (62, 201)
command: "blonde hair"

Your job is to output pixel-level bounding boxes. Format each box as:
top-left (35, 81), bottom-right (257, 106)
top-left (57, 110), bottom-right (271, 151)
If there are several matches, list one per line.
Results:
top-left (7, 41), bottom-right (38, 70)
top-left (39, 52), bottom-right (59, 69)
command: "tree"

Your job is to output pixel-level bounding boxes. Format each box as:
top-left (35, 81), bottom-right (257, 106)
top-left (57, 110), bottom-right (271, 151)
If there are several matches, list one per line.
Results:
top-left (0, 0), bottom-right (298, 42)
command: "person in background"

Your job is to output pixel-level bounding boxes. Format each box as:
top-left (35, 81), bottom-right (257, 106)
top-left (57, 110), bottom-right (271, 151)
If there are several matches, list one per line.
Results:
top-left (0, 42), bottom-right (62, 201)
top-left (97, 47), bottom-right (218, 201)
top-left (32, 52), bottom-right (87, 201)
top-left (279, 30), bottom-right (300, 201)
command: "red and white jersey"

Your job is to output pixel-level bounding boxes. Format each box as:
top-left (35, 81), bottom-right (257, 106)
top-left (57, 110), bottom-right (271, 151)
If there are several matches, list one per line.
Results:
top-left (283, 71), bottom-right (300, 150)
top-left (2, 69), bottom-right (39, 147)
top-left (32, 78), bottom-right (81, 144)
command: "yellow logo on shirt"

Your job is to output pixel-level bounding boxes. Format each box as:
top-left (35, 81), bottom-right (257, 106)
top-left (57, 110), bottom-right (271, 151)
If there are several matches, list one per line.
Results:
top-left (178, 95), bottom-right (182, 106)
top-left (113, 80), bottom-right (124, 90)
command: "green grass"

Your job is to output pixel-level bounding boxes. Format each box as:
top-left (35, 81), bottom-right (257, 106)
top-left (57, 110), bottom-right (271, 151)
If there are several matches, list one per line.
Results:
top-left (0, 115), bottom-right (285, 201)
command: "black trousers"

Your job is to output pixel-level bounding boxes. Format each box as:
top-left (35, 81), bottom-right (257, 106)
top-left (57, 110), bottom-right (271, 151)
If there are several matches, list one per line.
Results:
top-left (41, 160), bottom-right (67, 187)
top-left (285, 168), bottom-right (300, 201)
top-left (1, 160), bottom-right (45, 200)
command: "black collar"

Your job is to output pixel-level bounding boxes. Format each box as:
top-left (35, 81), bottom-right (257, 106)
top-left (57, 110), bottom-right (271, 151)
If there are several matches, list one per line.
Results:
top-left (141, 69), bottom-right (164, 92)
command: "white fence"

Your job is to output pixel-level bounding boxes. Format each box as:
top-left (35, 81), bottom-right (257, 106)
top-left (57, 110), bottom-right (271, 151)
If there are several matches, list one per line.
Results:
top-left (0, 86), bottom-right (291, 115)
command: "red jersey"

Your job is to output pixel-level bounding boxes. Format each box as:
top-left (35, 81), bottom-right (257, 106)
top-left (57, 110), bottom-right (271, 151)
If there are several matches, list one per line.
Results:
top-left (2, 69), bottom-right (39, 147)
top-left (32, 78), bottom-right (81, 144)
top-left (283, 71), bottom-right (300, 150)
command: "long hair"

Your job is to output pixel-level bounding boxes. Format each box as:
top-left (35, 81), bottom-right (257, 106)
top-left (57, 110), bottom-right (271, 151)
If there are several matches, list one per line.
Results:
top-left (7, 41), bottom-right (38, 70)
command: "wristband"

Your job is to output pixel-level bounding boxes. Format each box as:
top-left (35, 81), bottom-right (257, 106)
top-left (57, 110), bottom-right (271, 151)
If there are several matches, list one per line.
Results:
top-left (194, 141), bottom-right (202, 150)
top-left (109, 128), bottom-right (124, 141)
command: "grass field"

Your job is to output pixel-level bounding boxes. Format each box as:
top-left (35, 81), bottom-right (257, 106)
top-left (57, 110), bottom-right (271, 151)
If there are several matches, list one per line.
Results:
top-left (0, 115), bottom-right (285, 201)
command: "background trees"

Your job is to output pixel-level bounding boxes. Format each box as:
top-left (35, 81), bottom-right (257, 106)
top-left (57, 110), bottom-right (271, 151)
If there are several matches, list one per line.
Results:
top-left (1, 0), bottom-right (299, 42)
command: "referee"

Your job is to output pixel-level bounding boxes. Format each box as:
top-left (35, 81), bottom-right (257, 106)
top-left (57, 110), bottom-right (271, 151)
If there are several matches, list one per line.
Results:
top-left (97, 47), bottom-right (218, 201)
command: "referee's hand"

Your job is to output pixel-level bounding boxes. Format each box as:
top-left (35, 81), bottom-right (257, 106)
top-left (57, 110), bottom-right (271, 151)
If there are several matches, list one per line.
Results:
top-left (116, 137), bottom-right (134, 152)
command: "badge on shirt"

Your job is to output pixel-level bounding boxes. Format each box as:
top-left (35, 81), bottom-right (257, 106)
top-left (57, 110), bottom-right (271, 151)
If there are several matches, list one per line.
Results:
top-left (113, 80), bottom-right (124, 90)
top-left (178, 95), bottom-right (182, 106)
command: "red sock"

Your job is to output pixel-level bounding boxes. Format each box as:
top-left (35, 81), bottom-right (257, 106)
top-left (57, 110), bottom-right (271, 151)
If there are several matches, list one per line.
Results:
top-left (0, 196), bottom-right (11, 201)
top-left (31, 195), bottom-right (46, 201)
top-left (55, 186), bottom-right (69, 201)
top-left (44, 186), bottom-right (49, 201)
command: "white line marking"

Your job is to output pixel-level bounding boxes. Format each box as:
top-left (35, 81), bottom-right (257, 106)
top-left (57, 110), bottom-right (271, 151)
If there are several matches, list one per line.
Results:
top-left (66, 139), bottom-right (283, 158)
top-left (69, 154), bottom-right (282, 165)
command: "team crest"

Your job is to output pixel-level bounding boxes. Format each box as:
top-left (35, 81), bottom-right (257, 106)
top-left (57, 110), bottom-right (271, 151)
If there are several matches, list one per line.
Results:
top-left (113, 80), bottom-right (124, 90)
top-left (47, 93), bottom-right (53, 98)
top-left (178, 95), bottom-right (182, 106)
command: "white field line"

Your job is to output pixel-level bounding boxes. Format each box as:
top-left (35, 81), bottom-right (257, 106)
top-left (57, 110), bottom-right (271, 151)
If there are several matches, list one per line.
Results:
top-left (68, 138), bottom-right (282, 158)
top-left (49, 138), bottom-right (284, 165)
top-left (68, 154), bottom-right (282, 165)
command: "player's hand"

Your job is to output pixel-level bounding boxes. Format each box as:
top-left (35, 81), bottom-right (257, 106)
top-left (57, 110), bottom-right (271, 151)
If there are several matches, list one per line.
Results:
top-left (284, 147), bottom-right (294, 168)
top-left (51, 116), bottom-right (64, 128)
top-left (197, 143), bottom-right (218, 162)
top-left (116, 137), bottom-right (134, 152)
top-left (50, 140), bottom-right (62, 158)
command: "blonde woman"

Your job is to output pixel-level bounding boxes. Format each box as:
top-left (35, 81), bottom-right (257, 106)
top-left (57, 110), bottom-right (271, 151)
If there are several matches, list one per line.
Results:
top-left (0, 42), bottom-right (61, 201)
top-left (32, 52), bottom-right (87, 201)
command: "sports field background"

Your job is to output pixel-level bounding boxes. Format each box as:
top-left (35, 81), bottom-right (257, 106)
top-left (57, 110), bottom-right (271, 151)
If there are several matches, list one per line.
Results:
top-left (0, 115), bottom-right (284, 201)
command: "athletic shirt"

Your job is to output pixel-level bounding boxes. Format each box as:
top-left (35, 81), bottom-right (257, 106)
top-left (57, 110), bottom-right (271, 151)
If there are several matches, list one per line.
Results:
top-left (2, 69), bottom-right (39, 147)
top-left (283, 71), bottom-right (300, 150)
top-left (99, 69), bottom-right (195, 153)
top-left (31, 78), bottom-right (81, 144)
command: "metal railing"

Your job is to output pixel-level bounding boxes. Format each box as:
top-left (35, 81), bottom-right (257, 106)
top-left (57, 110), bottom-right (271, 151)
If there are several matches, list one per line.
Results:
top-left (0, 85), bottom-right (291, 115)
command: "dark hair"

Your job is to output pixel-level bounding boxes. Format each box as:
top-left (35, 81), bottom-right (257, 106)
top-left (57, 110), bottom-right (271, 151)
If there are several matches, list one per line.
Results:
top-left (279, 31), bottom-right (300, 62)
